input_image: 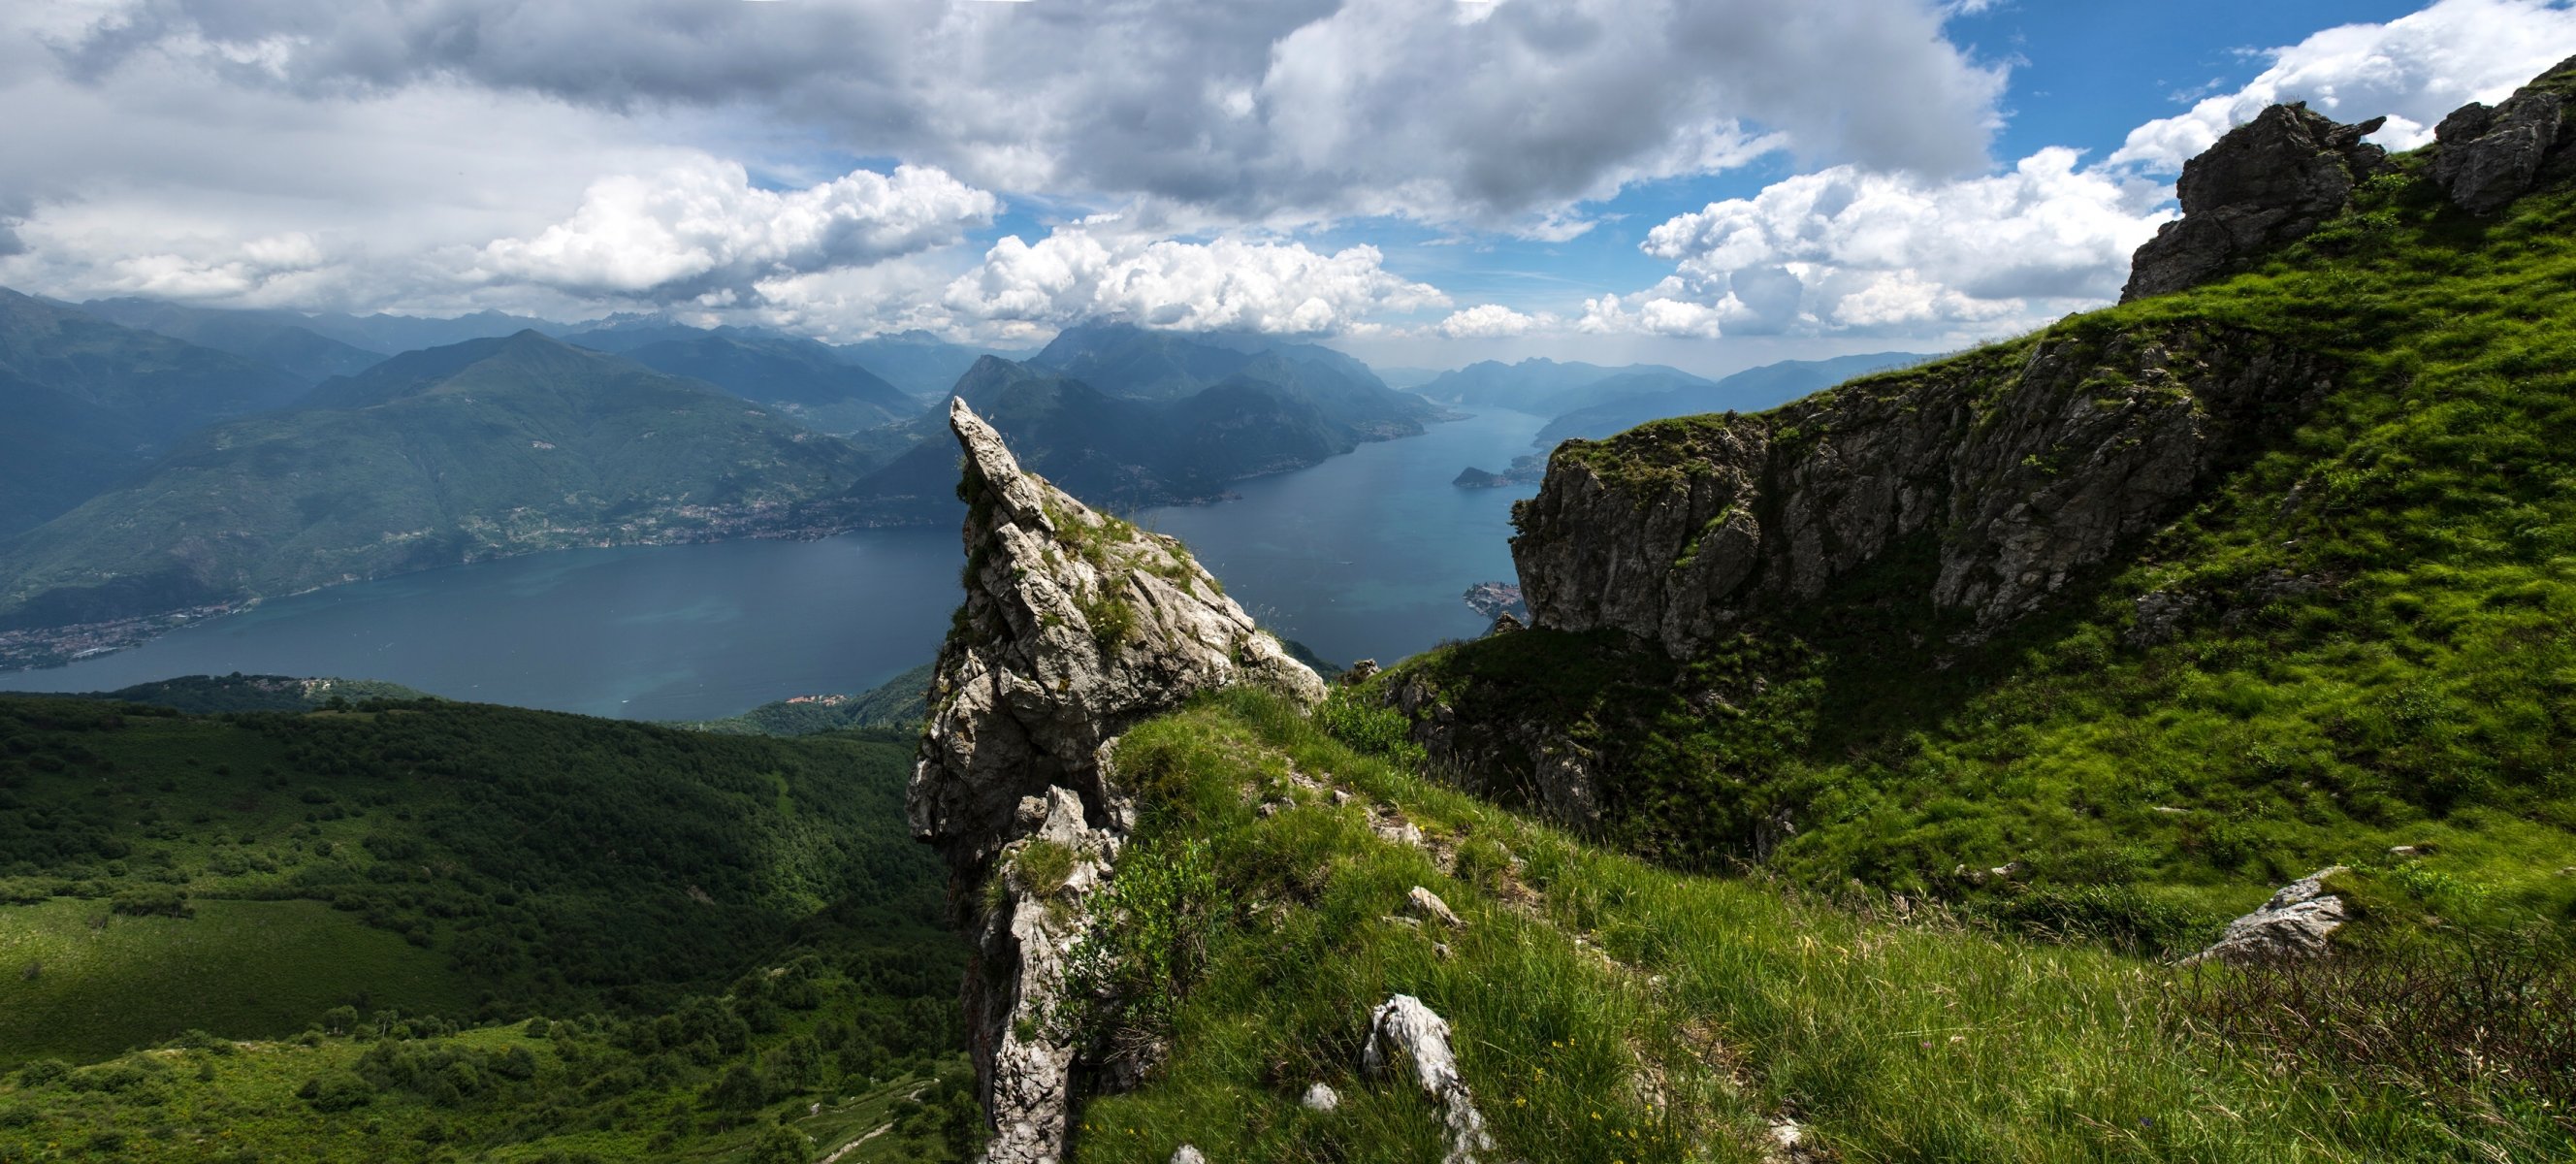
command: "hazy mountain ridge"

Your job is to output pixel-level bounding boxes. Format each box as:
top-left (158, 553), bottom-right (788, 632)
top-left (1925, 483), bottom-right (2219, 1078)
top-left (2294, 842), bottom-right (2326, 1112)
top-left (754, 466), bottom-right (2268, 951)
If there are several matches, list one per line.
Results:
top-left (846, 323), bottom-right (1444, 521)
top-left (0, 331), bottom-right (880, 632)
top-left (75, 297), bottom-right (391, 385)
top-left (0, 290), bottom-right (315, 537)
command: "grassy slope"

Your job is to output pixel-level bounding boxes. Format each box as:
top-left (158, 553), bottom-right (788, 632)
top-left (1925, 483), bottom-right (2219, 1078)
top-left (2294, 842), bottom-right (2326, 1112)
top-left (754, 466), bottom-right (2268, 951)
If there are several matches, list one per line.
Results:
top-left (1397, 154), bottom-right (2576, 950)
top-left (1061, 692), bottom-right (2566, 1163)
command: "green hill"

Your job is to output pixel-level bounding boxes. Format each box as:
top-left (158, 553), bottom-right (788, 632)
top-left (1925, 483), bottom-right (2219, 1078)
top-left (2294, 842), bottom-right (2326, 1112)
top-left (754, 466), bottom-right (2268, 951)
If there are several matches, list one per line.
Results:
top-left (1376, 110), bottom-right (2576, 959)
top-left (0, 693), bottom-right (976, 1162)
top-left (673, 663), bottom-right (935, 738)
top-left (0, 331), bottom-right (881, 631)
top-left (43, 673), bottom-right (436, 714)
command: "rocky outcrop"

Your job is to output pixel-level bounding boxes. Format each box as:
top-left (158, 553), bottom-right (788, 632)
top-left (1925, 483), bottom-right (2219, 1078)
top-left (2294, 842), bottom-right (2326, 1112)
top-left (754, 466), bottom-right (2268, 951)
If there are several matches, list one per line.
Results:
top-left (1510, 326), bottom-right (2334, 657)
top-left (1361, 995), bottom-right (1494, 1164)
top-left (2121, 103), bottom-right (2391, 302)
top-left (2431, 54), bottom-right (2576, 215)
top-left (2182, 867), bottom-right (2350, 966)
top-left (909, 398), bottom-right (1326, 1164)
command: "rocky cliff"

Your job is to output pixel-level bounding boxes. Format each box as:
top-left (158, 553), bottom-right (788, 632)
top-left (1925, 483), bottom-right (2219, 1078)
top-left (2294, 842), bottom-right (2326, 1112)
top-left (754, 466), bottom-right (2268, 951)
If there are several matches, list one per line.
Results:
top-left (2123, 53), bottom-right (2576, 302)
top-left (2119, 104), bottom-right (2390, 302)
top-left (909, 399), bottom-right (1325, 1164)
top-left (1510, 325), bottom-right (2334, 658)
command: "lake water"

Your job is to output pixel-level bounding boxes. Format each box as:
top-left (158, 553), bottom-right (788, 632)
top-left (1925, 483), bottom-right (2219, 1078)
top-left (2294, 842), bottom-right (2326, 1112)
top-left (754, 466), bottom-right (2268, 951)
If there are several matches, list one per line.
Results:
top-left (0, 410), bottom-right (1544, 721)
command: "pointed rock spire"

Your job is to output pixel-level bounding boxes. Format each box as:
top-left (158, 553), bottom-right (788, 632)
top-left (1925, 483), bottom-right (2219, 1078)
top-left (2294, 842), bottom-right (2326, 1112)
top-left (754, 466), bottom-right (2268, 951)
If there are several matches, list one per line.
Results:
top-left (908, 399), bottom-right (1323, 1164)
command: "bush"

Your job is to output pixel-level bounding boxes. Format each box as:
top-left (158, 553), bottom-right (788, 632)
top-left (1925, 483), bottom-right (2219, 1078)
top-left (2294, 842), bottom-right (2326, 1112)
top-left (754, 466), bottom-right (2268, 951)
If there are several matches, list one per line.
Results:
top-left (108, 887), bottom-right (191, 918)
top-left (1055, 837), bottom-right (1228, 1058)
top-left (298, 1070), bottom-right (376, 1113)
top-left (1315, 689), bottom-right (1426, 767)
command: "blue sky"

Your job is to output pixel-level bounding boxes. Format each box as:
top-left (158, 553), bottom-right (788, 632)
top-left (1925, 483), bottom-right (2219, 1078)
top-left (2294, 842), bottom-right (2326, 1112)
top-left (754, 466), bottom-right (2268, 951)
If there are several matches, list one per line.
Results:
top-left (1, 0), bottom-right (2570, 375)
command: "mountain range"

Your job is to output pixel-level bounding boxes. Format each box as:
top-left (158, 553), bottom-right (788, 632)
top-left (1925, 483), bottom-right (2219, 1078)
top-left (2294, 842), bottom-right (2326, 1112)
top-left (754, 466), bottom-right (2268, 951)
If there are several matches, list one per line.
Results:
top-left (0, 290), bottom-right (311, 538)
top-left (0, 331), bottom-right (877, 630)
top-left (843, 322), bottom-right (1444, 520)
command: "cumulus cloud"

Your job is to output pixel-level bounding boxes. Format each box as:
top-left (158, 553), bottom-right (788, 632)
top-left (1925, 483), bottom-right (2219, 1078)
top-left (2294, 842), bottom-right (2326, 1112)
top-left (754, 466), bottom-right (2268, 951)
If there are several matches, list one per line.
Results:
top-left (941, 230), bottom-right (1449, 337)
top-left (52, 0), bottom-right (2009, 229)
top-left (1589, 146), bottom-right (2169, 339)
top-left (472, 160), bottom-right (994, 302)
top-left (1435, 304), bottom-right (1553, 339)
top-left (2110, 0), bottom-right (2576, 171)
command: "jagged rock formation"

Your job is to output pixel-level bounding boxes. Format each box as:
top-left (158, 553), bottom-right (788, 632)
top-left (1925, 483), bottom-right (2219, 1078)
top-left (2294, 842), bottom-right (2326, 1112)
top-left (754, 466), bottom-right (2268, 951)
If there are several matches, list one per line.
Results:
top-left (2432, 54), bottom-right (2576, 215)
top-left (2121, 104), bottom-right (2391, 302)
top-left (1361, 995), bottom-right (1494, 1164)
top-left (1510, 326), bottom-right (2334, 657)
top-left (2182, 867), bottom-right (2350, 965)
top-left (909, 399), bottom-right (1326, 1164)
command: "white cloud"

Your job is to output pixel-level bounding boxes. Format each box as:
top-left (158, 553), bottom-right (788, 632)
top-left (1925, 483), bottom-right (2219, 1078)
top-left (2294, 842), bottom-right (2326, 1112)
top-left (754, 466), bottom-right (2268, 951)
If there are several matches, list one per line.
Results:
top-left (1593, 146), bottom-right (2169, 339)
top-left (2110, 0), bottom-right (2576, 171)
top-left (1435, 304), bottom-right (1552, 339)
top-left (941, 230), bottom-right (1449, 336)
top-left (471, 160), bottom-right (995, 301)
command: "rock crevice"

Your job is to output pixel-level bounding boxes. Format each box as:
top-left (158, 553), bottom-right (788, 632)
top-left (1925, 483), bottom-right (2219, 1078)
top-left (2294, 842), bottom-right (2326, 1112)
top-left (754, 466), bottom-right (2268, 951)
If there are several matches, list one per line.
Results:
top-left (908, 399), bottom-right (1324, 1164)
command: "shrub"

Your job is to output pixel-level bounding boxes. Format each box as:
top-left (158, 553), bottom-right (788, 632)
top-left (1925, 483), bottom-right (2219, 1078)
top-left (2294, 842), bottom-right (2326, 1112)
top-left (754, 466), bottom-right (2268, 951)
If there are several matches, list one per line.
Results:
top-left (1055, 837), bottom-right (1229, 1060)
top-left (1315, 689), bottom-right (1426, 767)
top-left (108, 886), bottom-right (191, 918)
top-left (298, 1070), bottom-right (376, 1113)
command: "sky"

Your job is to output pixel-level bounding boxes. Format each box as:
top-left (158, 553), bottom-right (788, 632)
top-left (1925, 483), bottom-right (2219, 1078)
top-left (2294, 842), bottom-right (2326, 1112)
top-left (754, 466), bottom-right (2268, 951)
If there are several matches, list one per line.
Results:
top-left (3, 0), bottom-right (2572, 377)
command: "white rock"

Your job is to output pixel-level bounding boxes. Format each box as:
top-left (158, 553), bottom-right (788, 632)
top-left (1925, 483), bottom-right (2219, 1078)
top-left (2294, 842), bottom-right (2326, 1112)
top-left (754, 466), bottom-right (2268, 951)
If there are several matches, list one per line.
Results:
top-left (2183, 867), bottom-right (2351, 965)
top-left (1362, 995), bottom-right (1495, 1164)
top-left (1301, 1083), bottom-right (1340, 1112)
top-left (908, 400), bottom-right (1327, 1164)
top-left (1170, 1147), bottom-right (1207, 1164)
top-left (1407, 886), bottom-right (1465, 929)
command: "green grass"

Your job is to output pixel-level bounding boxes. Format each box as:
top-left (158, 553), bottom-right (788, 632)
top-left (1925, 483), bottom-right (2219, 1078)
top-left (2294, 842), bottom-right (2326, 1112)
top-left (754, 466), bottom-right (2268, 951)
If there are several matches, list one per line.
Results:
top-left (1396, 154), bottom-right (2576, 954)
top-left (1063, 691), bottom-right (2567, 1163)
top-left (0, 899), bottom-right (472, 1067)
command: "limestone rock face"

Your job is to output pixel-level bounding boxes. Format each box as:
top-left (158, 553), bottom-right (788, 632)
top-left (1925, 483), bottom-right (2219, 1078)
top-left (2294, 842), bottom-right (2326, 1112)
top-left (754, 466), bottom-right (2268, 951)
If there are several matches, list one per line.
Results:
top-left (1511, 327), bottom-right (2334, 657)
top-left (2432, 55), bottom-right (2576, 215)
top-left (2121, 103), bottom-right (2390, 302)
top-left (909, 399), bottom-right (1324, 1164)
top-left (2184, 867), bottom-right (2351, 965)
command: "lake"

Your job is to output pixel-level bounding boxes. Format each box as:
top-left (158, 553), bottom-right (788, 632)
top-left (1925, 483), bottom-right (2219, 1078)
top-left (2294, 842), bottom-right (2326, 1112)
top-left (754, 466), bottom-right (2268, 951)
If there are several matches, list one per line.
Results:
top-left (0, 410), bottom-right (1545, 721)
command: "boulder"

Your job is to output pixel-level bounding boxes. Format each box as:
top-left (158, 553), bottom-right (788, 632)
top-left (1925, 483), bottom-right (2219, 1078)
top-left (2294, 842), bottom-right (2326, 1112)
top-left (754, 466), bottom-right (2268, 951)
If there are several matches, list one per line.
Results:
top-left (2121, 104), bottom-right (2389, 302)
top-left (2182, 866), bottom-right (2350, 966)
top-left (1301, 1083), bottom-right (1340, 1113)
top-left (908, 398), bottom-right (1324, 1164)
top-left (2431, 55), bottom-right (2576, 215)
